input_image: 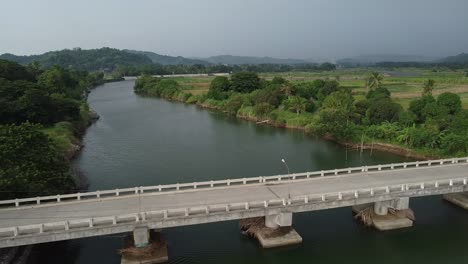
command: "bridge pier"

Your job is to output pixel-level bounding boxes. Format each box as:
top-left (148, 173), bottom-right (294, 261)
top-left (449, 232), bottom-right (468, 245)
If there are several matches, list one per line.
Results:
top-left (120, 228), bottom-right (168, 264)
top-left (354, 197), bottom-right (414, 231)
top-left (444, 193), bottom-right (468, 210)
top-left (240, 213), bottom-right (302, 248)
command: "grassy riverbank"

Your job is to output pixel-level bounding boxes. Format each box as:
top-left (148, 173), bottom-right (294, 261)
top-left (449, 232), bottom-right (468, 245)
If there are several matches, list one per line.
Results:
top-left (134, 70), bottom-right (468, 159)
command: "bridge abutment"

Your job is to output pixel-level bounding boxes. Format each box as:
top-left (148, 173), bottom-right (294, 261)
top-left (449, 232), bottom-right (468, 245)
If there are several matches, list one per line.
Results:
top-left (120, 228), bottom-right (168, 264)
top-left (444, 193), bottom-right (468, 210)
top-left (354, 197), bottom-right (414, 231)
top-left (240, 213), bottom-right (302, 248)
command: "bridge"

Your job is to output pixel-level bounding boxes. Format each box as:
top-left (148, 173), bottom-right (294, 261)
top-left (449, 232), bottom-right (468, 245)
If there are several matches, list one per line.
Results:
top-left (1, 157), bottom-right (468, 262)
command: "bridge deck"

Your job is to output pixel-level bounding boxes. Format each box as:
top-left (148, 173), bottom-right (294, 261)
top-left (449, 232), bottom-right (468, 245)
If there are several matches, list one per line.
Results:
top-left (1, 163), bottom-right (467, 229)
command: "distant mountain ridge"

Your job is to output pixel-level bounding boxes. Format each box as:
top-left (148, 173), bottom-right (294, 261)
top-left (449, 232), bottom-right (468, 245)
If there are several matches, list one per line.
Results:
top-left (124, 50), bottom-right (210, 65)
top-left (438, 53), bottom-right (468, 63)
top-left (0, 47), bottom-right (152, 71)
top-left (201, 55), bottom-right (311, 65)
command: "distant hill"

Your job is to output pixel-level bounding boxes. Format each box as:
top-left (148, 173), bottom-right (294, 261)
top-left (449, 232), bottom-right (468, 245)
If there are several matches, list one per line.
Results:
top-left (201, 55), bottom-right (310, 65)
top-left (438, 53), bottom-right (468, 64)
top-left (0, 48), bottom-right (152, 71)
top-left (125, 50), bottom-right (210, 65)
top-left (336, 54), bottom-right (437, 66)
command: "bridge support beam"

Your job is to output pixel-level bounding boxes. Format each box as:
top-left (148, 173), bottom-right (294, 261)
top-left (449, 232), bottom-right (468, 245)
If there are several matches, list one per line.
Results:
top-left (121, 228), bottom-right (168, 264)
top-left (240, 213), bottom-right (302, 248)
top-left (353, 197), bottom-right (413, 231)
top-left (444, 192), bottom-right (468, 210)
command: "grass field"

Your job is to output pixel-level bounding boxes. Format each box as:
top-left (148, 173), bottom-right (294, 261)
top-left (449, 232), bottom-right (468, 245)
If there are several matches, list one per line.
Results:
top-left (169, 68), bottom-right (468, 109)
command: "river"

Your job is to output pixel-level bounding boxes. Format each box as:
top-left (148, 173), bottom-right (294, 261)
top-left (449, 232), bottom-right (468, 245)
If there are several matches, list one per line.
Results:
top-left (27, 80), bottom-right (468, 263)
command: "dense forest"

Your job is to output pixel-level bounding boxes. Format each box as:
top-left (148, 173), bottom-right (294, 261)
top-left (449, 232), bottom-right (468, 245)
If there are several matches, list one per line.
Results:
top-left (0, 48), bottom-right (336, 76)
top-left (0, 47), bottom-right (152, 72)
top-left (0, 59), bottom-right (104, 199)
top-left (135, 72), bottom-right (468, 157)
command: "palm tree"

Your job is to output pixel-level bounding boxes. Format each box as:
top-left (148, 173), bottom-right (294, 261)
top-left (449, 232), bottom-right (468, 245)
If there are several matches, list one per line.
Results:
top-left (422, 79), bottom-right (435, 96)
top-left (287, 96), bottom-right (307, 115)
top-left (366, 72), bottom-right (383, 90)
top-left (280, 84), bottom-right (294, 97)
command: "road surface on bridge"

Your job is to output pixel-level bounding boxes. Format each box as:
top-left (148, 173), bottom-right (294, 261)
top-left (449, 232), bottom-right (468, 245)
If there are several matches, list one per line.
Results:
top-left (1, 162), bottom-right (467, 229)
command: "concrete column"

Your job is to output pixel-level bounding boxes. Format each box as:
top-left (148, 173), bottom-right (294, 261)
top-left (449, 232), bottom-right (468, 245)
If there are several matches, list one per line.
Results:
top-left (373, 200), bottom-right (391, 215)
top-left (133, 227), bottom-right (149, 248)
top-left (265, 212), bottom-right (293, 229)
top-left (392, 197), bottom-right (410, 210)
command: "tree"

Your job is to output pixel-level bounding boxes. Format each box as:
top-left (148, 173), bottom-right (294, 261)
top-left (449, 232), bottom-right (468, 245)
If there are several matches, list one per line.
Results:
top-left (284, 96), bottom-right (308, 115)
top-left (366, 87), bottom-right (391, 100)
top-left (271, 76), bottom-right (287, 85)
top-left (398, 111), bottom-right (417, 127)
top-left (230, 72), bottom-right (261, 93)
top-left (225, 94), bottom-right (244, 115)
top-left (210, 76), bottom-right (230, 92)
top-left (0, 123), bottom-right (75, 199)
top-left (366, 98), bottom-right (402, 124)
top-left (366, 72), bottom-right (383, 90)
top-left (437, 92), bottom-right (461, 115)
top-left (322, 90), bottom-right (354, 113)
top-left (251, 86), bottom-right (283, 107)
top-left (409, 95), bottom-right (436, 123)
top-left (318, 80), bottom-right (339, 99)
top-left (0, 59), bottom-right (35, 82)
top-left (207, 76), bottom-right (230, 100)
top-left (422, 79), bottom-right (435, 96)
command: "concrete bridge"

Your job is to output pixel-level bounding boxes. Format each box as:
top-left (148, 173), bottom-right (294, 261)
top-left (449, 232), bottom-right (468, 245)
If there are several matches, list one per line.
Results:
top-left (1, 157), bottom-right (468, 262)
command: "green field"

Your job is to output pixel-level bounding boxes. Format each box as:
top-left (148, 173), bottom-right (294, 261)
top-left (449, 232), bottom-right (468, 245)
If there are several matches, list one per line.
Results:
top-left (176, 68), bottom-right (468, 109)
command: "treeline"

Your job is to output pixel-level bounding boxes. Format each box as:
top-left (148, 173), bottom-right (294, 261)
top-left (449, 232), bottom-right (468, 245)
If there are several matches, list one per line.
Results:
top-left (374, 61), bottom-right (468, 70)
top-left (0, 59), bottom-right (104, 199)
top-left (134, 72), bottom-right (468, 157)
top-left (118, 62), bottom-right (336, 76)
top-left (0, 47), bottom-right (152, 72)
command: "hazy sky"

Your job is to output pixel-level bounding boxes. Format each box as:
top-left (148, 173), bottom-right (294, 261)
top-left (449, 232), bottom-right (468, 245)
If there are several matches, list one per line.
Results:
top-left (1, 0), bottom-right (468, 59)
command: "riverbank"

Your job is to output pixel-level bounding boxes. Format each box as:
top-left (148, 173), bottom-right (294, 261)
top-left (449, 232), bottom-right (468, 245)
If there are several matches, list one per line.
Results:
top-left (183, 98), bottom-right (434, 160)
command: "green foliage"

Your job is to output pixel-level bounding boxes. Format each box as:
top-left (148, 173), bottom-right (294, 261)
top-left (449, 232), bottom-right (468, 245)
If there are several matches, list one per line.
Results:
top-left (253, 102), bottom-right (274, 117)
top-left (398, 111), bottom-right (417, 127)
top-left (366, 98), bottom-right (402, 125)
top-left (317, 80), bottom-right (339, 99)
top-left (366, 72), bottom-right (383, 90)
top-left (322, 90), bottom-right (354, 112)
top-left (0, 60), bottom-right (35, 81)
top-left (0, 123), bottom-right (75, 199)
top-left (0, 62), bottom-right (95, 125)
top-left (271, 76), bottom-right (287, 85)
top-left (207, 76), bottom-right (230, 100)
top-left (437, 92), bottom-right (461, 115)
top-left (283, 96), bottom-right (308, 115)
top-left (409, 95), bottom-right (436, 123)
top-left (422, 79), bottom-right (435, 96)
top-left (250, 86), bottom-right (284, 107)
top-left (225, 94), bottom-right (245, 115)
top-left (230, 72), bottom-right (261, 93)
top-left (134, 76), bottom-right (181, 99)
top-left (366, 87), bottom-right (391, 100)
top-left (1, 48), bottom-right (153, 72)
top-left (134, 72), bottom-right (468, 157)
top-left (440, 133), bottom-right (468, 155)
top-left (316, 108), bottom-right (356, 140)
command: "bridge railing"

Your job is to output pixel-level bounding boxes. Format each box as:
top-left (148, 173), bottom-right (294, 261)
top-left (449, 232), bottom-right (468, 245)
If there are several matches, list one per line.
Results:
top-left (1, 175), bottom-right (467, 240)
top-left (0, 157), bottom-right (467, 209)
